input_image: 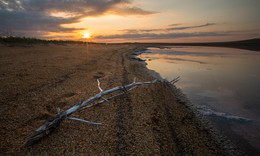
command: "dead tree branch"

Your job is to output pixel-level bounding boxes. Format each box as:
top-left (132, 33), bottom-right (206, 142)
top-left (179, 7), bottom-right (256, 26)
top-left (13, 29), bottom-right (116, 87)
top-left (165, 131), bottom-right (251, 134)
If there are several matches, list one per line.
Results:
top-left (25, 78), bottom-right (157, 146)
top-left (170, 76), bottom-right (180, 84)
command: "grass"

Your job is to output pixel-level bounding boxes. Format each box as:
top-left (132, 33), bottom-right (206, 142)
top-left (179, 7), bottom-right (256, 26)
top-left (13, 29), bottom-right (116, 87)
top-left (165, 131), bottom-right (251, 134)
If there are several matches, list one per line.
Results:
top-left (0, 36), bottom-right (95, 45)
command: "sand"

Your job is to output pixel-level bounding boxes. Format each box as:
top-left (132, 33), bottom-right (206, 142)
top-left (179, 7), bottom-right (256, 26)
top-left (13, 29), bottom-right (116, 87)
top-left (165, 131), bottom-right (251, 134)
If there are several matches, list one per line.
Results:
top-left (0, 43), bottom-right (240, 155)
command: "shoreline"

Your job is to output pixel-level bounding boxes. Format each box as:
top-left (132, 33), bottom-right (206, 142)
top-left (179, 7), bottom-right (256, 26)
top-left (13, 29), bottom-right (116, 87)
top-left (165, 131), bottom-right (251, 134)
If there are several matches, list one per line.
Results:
top-left (130, 46), bottom-right (244, 155)
top-left (132, 45), bottom-right (260, 155)
top-left (0, 43), bottom-right (250, 155)
top-left (113, 38), bottom-right (260, 52)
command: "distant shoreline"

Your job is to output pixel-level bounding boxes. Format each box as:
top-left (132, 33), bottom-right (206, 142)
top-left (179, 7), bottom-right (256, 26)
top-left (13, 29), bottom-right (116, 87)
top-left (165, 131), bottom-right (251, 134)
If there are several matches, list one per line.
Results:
top-left (124, 38), bottom-right (260, 52)
top-left (1, 37), bottom-right (259, 52)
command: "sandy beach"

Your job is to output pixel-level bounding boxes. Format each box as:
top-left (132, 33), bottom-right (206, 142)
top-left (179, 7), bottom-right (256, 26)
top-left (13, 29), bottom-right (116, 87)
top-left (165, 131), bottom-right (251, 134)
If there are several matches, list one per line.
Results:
top-left (0, 43), bottom-right (242, 155)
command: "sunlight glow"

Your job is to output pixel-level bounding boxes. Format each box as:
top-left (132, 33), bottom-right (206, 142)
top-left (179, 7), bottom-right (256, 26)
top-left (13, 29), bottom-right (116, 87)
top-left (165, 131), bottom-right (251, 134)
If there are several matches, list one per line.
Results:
top-left (83, 32), bottom-right (91, 39)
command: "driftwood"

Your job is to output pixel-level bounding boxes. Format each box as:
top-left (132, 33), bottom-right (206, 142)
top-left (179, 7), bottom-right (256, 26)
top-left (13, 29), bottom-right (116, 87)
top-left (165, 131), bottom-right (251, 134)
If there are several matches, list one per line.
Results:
top-left (25, 78), bottom-right (157, 146)
top-left (170, 76), bottom-right (180, 84)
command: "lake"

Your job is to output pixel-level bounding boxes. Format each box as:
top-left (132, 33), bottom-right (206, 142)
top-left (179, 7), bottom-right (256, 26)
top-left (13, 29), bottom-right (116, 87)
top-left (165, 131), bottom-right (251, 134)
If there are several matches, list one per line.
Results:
top-left (138, 46), bottom-right (260, 154)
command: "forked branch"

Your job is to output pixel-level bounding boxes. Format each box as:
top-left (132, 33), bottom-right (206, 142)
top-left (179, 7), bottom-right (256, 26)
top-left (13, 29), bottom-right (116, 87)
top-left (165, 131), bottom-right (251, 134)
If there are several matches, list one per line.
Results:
top-left (170, 76), bottom-right (180, 84)
top-left (25, 78), bottom-right (157, 146)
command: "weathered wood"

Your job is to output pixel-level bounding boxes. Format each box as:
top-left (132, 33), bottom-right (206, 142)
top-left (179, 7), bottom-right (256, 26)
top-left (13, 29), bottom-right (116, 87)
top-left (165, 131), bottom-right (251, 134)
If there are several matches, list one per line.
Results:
top-left (65, 117), bottom-right (104, 125)
top-left (170, 76), bottom-right (180, 84)
top-left (25, 79), bottom-right (157, 146)
top-left (25, 115), bottom-right (64, 146)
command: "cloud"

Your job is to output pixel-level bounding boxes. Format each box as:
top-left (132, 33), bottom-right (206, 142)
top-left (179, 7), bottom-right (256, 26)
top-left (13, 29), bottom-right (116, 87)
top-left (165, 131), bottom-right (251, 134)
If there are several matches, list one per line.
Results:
top-left (0, 10), bottom-right (82, 31)
top-left (18, 0), bottom-right (134, 17)
top-left (0, 0), bottom-right (156, 37)
top-left (110, 7), bottom-right (158, 16)
top-left (96, 32), bottom-right (229, 40)
top-left (168, 23), bottom-right (182, 27)
top-left (166, 23), bottom-right (216, 31)
top-left (121, 23), bottom-right (217, 34)
top-left (121, 28), bottom-right (162, 34)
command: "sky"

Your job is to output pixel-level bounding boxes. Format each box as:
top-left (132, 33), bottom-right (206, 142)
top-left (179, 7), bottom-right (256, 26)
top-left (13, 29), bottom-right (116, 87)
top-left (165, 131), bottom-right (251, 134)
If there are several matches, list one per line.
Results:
top-left (0, 0), bottom-right (260, 43)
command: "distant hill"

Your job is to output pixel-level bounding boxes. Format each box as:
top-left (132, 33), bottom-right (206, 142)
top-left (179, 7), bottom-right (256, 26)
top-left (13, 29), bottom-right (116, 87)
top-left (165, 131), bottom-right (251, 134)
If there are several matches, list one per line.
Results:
top-left (228, 38), bottom-right (260, 44)
top-left (130, 38), bottom-right (260, 52)
top-left (184, 38), bottom-right (260, 51)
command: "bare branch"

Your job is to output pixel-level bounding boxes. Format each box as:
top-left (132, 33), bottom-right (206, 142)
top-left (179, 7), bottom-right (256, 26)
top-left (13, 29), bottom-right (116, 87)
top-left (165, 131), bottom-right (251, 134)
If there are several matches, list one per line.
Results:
top-left (25, 79), bottom-right (157, 146)
top-left (65, 79), bottom-right (157, 116)
top-left (100, 97), bottom-right (109, 103)
top-left (97, 79), bottom-right (103, 92)
top-left (65, 117), bottom-right (104, 126)
top-left (56, 107), bottom-right (60, 115)
top-left (170, 76), bottom-right (180, 84)
top-left (80, 85), bottom-right (138, 110)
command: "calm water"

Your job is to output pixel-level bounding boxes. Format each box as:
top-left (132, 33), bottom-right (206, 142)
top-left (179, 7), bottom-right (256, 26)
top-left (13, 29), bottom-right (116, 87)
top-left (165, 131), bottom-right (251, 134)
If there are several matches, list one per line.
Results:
top-left (138, 46), bottom-right (260, 152)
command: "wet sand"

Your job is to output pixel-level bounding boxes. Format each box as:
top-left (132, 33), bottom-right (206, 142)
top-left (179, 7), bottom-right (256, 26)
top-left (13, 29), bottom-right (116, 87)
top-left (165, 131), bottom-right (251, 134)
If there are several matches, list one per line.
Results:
top-left (0, 43), bottom-right (241, 155)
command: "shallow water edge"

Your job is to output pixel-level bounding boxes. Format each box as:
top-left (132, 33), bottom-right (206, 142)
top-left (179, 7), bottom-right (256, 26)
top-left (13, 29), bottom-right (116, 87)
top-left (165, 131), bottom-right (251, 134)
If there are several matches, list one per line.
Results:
top-left (131, 46), bottom-right (260, 155)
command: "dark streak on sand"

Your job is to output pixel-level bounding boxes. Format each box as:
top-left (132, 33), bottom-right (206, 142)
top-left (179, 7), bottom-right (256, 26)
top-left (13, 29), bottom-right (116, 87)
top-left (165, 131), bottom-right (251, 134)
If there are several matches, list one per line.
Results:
top-left (29, 72), bottom-right (73, 92)
top-left (116, 53), bottom-right (136, 155)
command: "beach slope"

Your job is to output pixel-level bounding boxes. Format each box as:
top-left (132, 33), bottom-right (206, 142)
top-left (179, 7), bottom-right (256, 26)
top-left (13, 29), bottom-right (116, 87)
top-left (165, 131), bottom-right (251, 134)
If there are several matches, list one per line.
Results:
top-left (0, 43), bottom-right (232, 155)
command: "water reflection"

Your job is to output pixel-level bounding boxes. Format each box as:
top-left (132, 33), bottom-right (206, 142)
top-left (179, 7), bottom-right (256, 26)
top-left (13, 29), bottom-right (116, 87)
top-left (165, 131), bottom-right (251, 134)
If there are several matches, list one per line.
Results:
top-left (140, 46), bottom-right (260, 121)
top-left (139, 46), bottom-right (260, 151)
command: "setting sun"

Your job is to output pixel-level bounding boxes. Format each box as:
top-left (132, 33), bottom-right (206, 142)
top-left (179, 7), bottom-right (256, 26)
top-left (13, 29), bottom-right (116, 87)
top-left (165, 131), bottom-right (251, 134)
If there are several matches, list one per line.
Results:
top-left (83, 32), bottom-right (91, 39)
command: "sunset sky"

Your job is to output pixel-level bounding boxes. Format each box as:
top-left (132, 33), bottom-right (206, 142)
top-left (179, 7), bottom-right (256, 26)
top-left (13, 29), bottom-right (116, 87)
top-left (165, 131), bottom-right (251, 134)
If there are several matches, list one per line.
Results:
top-left (1, 0), bottom-right (260, 43)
